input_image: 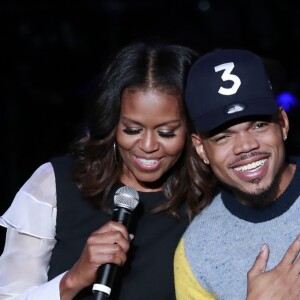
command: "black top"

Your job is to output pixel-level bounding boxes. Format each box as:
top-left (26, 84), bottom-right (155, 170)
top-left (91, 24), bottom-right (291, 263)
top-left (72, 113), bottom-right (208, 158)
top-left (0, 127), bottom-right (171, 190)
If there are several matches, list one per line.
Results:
top-left (48, 155), bottom-right (189, 299)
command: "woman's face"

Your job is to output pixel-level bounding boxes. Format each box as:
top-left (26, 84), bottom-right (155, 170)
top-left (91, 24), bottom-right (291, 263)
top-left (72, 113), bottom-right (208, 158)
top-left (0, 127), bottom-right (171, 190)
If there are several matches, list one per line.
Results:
top-left (116, 88), bottom-right (186, 192)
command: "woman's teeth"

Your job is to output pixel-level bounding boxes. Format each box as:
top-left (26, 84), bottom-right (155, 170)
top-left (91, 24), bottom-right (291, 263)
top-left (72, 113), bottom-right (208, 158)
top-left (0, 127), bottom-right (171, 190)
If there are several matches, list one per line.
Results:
top-left (138, 158), bottom-right (159, 166)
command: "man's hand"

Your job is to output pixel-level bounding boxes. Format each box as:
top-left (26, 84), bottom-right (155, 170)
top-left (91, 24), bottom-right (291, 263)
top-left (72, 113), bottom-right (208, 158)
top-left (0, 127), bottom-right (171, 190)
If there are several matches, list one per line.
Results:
top-left (247, 234), bottom-right (300, 300)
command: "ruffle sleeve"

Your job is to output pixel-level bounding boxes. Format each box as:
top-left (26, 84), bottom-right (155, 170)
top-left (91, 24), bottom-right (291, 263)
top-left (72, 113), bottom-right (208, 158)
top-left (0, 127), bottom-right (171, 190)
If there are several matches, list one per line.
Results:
top-left (0, 162), bottom-right (59, 299)
top-left (0, 162), bottom-right (57, 239)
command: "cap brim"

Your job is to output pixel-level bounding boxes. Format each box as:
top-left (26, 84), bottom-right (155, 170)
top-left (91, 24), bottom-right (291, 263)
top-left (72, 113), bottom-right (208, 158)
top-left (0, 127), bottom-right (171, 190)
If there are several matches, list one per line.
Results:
top-left (193, 98), bottom-right (279, 132)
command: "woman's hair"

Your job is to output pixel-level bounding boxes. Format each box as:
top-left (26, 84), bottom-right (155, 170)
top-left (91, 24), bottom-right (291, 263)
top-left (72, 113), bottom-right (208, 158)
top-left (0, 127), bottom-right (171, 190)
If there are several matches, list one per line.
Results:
top-left (71, 42), bottom-right (216, 220)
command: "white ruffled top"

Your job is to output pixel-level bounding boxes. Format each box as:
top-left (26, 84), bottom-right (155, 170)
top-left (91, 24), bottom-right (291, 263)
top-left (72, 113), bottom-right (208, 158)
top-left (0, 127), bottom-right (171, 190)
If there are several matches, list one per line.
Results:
top-left (0, 163), bottom-right (65, 299)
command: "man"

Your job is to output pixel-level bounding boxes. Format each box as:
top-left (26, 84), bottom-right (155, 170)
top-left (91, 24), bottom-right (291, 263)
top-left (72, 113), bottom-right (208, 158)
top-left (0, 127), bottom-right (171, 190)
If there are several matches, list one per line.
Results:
top-left (174, 49), bottom-right (300, 299)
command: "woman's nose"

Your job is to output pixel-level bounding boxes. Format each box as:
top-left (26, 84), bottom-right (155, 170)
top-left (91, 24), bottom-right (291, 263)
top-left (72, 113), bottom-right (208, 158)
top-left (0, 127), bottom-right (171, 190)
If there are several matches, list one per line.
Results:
top-left (139, 131), bottom-right (159, 153)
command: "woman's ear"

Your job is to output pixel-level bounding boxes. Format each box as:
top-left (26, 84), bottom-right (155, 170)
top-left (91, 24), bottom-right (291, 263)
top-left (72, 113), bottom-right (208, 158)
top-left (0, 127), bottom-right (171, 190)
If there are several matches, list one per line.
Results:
top-left (191, 133), bottom-right (209, 165)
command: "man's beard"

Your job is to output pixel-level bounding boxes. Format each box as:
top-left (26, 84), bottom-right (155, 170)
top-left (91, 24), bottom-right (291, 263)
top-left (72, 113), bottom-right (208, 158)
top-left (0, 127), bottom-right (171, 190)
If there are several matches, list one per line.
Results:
top-left (223, 170), bottom-right (283, 209)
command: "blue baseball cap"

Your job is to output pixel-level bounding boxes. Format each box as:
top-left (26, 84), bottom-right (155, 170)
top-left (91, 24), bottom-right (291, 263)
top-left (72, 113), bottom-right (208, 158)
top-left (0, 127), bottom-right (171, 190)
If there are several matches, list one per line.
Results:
top-left (185, 49), bottom-right (279, 132)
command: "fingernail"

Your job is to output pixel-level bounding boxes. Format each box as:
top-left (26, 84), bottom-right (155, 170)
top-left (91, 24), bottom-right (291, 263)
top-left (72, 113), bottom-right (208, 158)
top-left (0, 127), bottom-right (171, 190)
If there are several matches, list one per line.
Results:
top-left (260, 244), bottom-right (267, 253)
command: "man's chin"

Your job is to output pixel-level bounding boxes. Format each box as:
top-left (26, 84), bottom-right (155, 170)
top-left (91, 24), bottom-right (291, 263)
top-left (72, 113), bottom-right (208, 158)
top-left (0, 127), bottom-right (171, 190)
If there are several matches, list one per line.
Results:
top-left (224, 181), bottom-right (279, 209)
top-left (236, 189), bottom-right (276, 208)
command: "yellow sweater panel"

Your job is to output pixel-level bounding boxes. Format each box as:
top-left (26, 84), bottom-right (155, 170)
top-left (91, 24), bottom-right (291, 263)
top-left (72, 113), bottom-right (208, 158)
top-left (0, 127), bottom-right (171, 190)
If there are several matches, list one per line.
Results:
top-left (174, 239), bottom-right (217, 300)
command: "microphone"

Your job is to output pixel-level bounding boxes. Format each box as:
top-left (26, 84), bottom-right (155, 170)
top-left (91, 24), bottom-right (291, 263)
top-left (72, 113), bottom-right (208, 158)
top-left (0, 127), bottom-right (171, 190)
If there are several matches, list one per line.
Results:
top-left (92, 186), bottom-right (139, 300)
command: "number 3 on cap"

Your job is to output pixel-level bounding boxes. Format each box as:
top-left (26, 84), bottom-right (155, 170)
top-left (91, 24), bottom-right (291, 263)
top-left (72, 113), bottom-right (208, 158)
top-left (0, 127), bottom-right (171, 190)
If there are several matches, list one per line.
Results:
top-left (214, 62), bottom-right (241, 95)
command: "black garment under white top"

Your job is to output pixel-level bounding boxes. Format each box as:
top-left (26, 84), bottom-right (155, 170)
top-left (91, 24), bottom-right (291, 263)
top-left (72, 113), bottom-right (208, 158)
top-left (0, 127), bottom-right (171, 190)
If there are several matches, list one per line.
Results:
top-left (0, 154), bottom-right (189, 299)
top-left (49, 155), bottom-right (189, 299)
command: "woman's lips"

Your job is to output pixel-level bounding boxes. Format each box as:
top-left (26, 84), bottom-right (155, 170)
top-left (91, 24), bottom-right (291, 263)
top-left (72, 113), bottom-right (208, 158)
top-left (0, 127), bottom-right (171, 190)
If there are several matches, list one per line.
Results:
top-left (134, 156), bottom-right (162, 170)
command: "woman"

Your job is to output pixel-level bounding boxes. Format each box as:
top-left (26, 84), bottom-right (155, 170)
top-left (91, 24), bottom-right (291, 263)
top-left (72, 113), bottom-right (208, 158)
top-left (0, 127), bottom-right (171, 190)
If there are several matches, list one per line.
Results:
top-left (0, 42), bottom-right (215, 299)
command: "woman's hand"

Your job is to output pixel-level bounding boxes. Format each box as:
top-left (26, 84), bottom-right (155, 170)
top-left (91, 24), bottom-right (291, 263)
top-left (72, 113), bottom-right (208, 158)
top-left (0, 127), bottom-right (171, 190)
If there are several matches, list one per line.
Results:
top-left (59, 221), bottom-right (130, 300)
top-left (246, 234), bottom-right (300, 300)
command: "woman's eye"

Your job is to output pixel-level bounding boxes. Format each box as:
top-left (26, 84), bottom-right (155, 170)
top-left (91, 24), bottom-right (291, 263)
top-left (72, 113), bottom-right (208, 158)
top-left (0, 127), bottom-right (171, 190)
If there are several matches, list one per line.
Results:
top-left (122, 128), bottom-right (176, 138)
top-left (123, 128), bottom-right (142, 135)
top-left (159, 131), bottom-right (176, 138)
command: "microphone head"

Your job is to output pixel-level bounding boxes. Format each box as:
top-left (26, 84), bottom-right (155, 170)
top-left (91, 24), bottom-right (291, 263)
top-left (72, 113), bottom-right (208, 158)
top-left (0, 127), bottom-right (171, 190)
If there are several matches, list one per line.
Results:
top-left (114, 186), bottom-right (139, 211)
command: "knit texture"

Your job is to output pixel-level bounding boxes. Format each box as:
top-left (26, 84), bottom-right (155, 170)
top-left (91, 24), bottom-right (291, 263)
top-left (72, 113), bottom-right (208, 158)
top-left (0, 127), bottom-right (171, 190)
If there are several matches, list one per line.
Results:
top-left (175, 157), bottom-right (300, 300)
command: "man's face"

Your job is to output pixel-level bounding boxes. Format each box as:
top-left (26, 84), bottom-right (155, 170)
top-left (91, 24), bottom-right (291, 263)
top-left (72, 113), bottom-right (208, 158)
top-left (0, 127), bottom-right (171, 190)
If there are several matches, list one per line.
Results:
top-left (193, 108), bottom-right (291, 206)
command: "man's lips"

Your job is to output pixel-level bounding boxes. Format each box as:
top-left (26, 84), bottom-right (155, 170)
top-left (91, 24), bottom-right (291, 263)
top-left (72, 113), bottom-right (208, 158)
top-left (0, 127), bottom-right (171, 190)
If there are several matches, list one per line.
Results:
top-left (233, 159), bottom-right (267, 172)
top-left (231, 157), bottom-right (269, 182)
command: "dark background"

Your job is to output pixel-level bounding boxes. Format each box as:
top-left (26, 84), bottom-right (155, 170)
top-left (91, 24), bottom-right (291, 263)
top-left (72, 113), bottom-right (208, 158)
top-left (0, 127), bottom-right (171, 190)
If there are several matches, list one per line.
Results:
top-left (1, 0), bottom-right (300, 249)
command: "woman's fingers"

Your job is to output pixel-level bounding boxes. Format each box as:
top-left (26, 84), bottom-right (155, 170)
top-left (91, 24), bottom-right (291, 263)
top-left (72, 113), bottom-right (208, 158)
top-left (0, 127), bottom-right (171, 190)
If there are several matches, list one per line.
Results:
top-left (61, 221), bottom-right (131, 293)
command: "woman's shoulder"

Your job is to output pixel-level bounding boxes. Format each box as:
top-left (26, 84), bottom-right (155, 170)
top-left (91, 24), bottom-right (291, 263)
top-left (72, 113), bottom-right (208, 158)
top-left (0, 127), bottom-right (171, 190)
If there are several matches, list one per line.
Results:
top-left (50, 153), bottom-right (74, 167)
top-left (21, 161), bottom-right (56, 207)
top-left (50, 154), bottom-right (76, 178)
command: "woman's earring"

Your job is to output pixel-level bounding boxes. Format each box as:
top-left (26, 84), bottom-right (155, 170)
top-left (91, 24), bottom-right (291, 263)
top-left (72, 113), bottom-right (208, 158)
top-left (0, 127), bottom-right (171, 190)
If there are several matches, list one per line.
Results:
top-left (203, 159), bottom-right (209, 164)
top-left (113, 142), bottom-right (118, 164)
top-left (284, 134), bottom-right (288, 141)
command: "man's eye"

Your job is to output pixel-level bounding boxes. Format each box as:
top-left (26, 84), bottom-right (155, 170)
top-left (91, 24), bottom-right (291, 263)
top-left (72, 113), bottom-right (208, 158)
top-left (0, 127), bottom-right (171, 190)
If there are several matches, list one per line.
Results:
top-left (215, 135), bottom-right (228, 142)
top-left (254, 122), bottom-right (268, 129)
top-left (123, 128), bottom-right (142, 135)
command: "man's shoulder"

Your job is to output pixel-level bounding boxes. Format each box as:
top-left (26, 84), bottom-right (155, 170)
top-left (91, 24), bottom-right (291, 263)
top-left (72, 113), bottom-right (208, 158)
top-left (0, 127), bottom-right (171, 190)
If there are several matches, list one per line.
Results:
top-left (194, 193), bottom-right (224, 219)
top-left (184, 193), bottom-right (225, 236)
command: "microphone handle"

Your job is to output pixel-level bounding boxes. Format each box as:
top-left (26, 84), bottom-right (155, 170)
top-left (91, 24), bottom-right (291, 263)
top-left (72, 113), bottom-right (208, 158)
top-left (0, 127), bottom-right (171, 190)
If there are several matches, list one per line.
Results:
top-left (94, 291), bottom-right (109, 300)
top-left (93, 207), bottom-right (133, 299)
top-left (94, 263), bottom-right (118, 299)
top-left (112, 207), bottom-right (132, 225)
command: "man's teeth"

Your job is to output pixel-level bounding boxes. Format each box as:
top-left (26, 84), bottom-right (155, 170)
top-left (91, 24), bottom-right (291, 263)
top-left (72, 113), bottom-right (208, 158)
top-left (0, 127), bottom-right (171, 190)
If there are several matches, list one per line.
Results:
top-left (234, 159), bottom-right (267, 172)
top-left (138, 158), bottom-right (159, 166)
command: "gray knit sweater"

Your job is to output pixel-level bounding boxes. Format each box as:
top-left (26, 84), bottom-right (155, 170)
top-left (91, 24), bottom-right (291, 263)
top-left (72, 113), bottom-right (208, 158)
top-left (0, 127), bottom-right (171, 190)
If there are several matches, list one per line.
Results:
top-left (176, 157), bottom-right (300, 300)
